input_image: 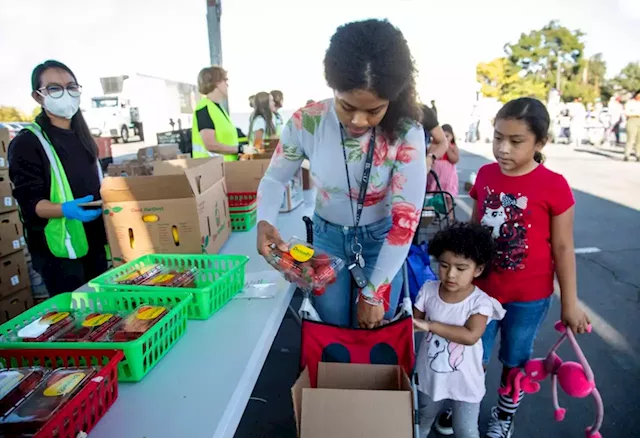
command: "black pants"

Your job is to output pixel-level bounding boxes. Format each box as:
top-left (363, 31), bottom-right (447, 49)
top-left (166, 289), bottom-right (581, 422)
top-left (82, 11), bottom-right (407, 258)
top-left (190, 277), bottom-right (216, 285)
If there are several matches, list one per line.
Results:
top-left (32, 246), bottom-right (108, 297)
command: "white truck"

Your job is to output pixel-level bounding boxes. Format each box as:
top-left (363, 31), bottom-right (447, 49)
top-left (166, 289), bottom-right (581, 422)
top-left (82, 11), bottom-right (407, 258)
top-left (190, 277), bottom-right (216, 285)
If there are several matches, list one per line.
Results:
top-left (85, 73), bottom-right (198, 145)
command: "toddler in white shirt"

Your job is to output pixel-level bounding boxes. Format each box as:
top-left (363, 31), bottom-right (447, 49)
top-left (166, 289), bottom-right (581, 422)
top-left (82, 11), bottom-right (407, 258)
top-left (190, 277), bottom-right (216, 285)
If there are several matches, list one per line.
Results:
top-left (413, 223), bottom-right (505, 438)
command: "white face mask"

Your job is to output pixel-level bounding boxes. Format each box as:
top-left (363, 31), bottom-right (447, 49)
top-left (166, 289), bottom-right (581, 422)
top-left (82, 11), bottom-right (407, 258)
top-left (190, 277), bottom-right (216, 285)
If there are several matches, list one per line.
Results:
top-left (43, 92), bottom-right (80, 119)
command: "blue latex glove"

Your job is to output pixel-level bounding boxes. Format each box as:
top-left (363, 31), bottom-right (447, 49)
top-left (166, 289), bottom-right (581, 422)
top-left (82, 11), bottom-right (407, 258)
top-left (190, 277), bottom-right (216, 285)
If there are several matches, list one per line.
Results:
top-left (61, 195), bottom-right (102, 223)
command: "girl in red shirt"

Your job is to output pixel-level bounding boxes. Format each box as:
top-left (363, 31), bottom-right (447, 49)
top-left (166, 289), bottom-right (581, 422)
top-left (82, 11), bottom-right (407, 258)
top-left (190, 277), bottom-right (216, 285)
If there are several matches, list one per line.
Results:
top-left (468, 98), bottom-right (590, 438)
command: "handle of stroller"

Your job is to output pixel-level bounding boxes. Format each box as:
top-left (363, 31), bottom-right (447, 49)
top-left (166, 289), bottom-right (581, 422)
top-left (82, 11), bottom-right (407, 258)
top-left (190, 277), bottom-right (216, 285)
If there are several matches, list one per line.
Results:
top-left (303, 216), bottom-right (314, 245)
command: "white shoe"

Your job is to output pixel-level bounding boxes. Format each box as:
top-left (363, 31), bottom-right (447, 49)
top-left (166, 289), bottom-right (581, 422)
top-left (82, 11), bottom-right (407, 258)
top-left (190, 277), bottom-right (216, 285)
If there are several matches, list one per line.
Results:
top-left (485, 406), bottom-right (515, 438)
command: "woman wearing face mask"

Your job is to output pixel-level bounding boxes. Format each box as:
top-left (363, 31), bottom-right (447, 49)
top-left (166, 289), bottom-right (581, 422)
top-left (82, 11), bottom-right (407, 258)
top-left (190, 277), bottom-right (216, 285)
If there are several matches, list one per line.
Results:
top-left (8, 60), bottom-right (107, 296)
top-left (257, 19), bottom-right (437, 328)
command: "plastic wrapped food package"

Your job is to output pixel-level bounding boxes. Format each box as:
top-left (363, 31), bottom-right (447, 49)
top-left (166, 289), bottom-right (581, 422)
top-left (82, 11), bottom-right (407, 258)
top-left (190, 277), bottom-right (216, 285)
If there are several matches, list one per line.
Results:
top-left (0, 368), bottom-right (48, 418)
top-left (265, 238), bottom-right (345, 293)
top-left (139, 267), bottom-right (197, 288)
top-left (113, 264), bottom-right (164, 285)
top-left (16, 312), bottom-right (74, 343)
top-left (107, 305), bottom-right (169, 342)
top-left (0, 367), bottom-right (96, 435)
top-left (53, 312), bottom-right (124, 342)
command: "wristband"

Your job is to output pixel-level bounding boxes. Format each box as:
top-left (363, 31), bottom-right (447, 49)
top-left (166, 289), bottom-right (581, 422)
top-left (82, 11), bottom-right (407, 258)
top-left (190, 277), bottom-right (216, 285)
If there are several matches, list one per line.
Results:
top-left (359, 291), bottom-right (383, 307)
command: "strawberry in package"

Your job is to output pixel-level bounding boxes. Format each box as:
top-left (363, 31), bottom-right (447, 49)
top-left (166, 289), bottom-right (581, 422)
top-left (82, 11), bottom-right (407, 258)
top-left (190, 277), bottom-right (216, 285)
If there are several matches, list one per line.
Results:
top-left (266, 238), bottom-right (345, 295)
top-left (139, 267), bottom-right (197, 288)
top-left (0, 368), bottom-right (96, 435)
top-left (113, 264), bottom-right (164, 285)
top-left (53, 312), bottom-right (124, 342)
top-left (15, 312), bottom-right (74, 343)
top-left (0, 368), bottom-right (47, 418)
top-left (107, 305), bottom-right (168, 342)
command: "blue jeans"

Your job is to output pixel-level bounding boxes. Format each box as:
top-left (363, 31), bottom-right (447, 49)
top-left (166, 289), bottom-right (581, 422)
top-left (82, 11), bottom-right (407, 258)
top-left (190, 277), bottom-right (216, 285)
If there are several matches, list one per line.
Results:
top-left (311, 213), bottom-right (404, 327)
top-left (481, 297), bottom-right (552, 368)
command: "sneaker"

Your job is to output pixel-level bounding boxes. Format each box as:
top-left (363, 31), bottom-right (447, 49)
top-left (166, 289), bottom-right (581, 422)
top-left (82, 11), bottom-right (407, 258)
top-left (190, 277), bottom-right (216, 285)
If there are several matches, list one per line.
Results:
top-left (485, 406), bottom-right (515, 438)
top-left (434, 408), bottom-right (454, 436)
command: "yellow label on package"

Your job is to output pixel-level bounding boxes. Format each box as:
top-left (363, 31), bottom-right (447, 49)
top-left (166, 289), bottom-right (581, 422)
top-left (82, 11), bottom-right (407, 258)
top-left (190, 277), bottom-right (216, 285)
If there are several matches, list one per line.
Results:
top-left (41, 312), bottom-right (70, 324)
top-left (43, 372), bottom-right (86, 397)
top-left (0, 371), bottom-right (25, 398)
top-left (137, 306), bottom-right (166, 320)
top-left (147, 273), bottom-right (175, 285)
top-left (290, 244), bottom-right (314, 262)
top-left (82, 314), bottom-right (114, 327)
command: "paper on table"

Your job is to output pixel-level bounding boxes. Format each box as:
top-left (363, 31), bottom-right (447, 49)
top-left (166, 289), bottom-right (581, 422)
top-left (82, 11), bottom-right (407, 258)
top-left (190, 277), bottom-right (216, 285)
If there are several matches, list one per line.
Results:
top-left (234, 271), bottom-right (287, 299)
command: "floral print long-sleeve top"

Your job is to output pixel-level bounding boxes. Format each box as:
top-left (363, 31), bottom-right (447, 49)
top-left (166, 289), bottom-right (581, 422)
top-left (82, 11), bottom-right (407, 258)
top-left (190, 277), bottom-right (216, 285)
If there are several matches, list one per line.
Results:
top-left (257, 99), bottom-right (427, 305)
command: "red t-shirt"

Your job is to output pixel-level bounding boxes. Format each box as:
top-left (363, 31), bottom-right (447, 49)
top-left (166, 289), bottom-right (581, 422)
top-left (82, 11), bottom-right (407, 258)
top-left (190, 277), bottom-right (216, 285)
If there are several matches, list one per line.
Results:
top-left (469, 163), bottom-right (575, 304)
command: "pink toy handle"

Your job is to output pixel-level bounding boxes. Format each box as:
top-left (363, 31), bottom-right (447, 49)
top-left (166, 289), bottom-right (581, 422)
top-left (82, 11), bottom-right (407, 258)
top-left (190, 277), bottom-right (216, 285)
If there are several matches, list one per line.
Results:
top-left (554, 320), bottom-right (595, 382)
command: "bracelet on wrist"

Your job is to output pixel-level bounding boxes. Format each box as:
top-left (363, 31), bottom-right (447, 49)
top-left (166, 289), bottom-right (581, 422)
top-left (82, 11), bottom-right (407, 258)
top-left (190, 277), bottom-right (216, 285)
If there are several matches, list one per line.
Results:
top-left (359, 291), bottom-right (383, 307)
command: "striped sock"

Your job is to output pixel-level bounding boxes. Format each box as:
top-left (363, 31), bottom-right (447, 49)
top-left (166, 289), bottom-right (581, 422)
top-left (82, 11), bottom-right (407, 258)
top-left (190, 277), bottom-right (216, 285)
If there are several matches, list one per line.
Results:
top-left (497, 382), bottom-right (524, 420)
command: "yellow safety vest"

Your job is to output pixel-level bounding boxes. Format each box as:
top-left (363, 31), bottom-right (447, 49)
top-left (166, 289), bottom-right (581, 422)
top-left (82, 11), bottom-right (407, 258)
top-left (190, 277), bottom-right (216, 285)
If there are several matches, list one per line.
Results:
top-left (25, 123), bottom-right (94, 259)
top-left (192, 98), bottom-right (239, 161)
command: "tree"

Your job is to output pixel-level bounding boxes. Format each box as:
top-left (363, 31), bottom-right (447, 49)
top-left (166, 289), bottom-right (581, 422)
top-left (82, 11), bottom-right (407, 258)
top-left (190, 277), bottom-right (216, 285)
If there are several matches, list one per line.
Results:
top-left (476, 21), bottom-right (607, 103)
top-left (30, 107), bottom-right (42, 121)
top-left (0, 106), bottom-right (29, 122)
top-left (611, 62), bottom-right (640, 95)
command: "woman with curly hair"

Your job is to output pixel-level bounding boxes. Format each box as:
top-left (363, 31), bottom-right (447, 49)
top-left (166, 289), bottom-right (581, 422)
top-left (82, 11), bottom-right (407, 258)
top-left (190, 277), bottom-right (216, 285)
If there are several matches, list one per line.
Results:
top-left (257, 19), bottom-right (436, 328)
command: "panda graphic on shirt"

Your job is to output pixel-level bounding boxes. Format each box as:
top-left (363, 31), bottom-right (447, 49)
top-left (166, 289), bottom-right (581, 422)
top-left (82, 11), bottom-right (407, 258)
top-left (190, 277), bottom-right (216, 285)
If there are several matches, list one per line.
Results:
top-left (480, 189), bottom-right (529, 271)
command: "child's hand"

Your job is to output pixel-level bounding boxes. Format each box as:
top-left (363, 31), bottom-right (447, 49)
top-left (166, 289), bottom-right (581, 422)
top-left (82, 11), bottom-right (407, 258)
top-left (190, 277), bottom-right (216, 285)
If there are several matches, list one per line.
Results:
top-left (561, 303), bottom-right (591, 334)
top-left (413, 318), bottom-right (430, 332)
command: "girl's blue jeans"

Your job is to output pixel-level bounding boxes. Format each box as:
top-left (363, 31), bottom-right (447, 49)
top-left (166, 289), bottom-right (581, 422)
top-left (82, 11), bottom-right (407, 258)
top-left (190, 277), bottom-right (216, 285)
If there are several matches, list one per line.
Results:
top-left (310, 213), bottom-right (403, 327)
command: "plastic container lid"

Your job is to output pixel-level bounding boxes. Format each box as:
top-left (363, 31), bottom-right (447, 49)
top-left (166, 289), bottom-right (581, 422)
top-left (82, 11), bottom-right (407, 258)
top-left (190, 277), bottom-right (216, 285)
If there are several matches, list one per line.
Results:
top-left (265, 237), bottom-right (345, 293)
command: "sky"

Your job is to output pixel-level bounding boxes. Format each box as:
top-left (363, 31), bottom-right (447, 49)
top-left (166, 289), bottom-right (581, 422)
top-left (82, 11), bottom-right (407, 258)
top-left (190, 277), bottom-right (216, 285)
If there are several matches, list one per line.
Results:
top-left (0, 0), bottom-right (638, 130)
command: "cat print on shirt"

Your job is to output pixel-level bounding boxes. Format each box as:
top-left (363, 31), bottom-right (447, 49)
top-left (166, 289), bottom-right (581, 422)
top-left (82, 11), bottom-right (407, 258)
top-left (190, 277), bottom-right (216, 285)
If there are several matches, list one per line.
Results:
top-left (481, 189), bottom-right (529, 271)
top-left (427, 332), bottom-right (464, 373)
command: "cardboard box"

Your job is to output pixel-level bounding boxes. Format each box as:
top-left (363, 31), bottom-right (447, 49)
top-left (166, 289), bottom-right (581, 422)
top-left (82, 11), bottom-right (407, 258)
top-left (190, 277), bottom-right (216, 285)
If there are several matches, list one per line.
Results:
top-left (0, 128), bottom-right (9, 169)
top-left (101, 156), bottom-right (230, 265)
top-left (137, 144), bottom-right (180, 162)
top-left (292, 363), bottom-right (414, 438)
top-left (0, 251), bottom-right (30, 299)
top-left (0, 287), bottom-right (33, 324)
top-left (0, 170), bottom-right (17, 214)
top-left (0, 210), bottom-right (26, 257)
top-left (223, 159), bottom-right (270, 193)
top-left (281, 168), bottom-right (304, 213)
top-left (107, 160), bottom-right (152, 177)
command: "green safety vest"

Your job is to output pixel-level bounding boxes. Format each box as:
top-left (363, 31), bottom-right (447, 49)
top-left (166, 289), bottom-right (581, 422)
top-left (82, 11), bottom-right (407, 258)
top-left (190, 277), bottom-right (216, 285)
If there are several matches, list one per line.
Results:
top-left (192, 98), bottom-right (239, 161)
top-left (25, 123), bottom-right (93, 259)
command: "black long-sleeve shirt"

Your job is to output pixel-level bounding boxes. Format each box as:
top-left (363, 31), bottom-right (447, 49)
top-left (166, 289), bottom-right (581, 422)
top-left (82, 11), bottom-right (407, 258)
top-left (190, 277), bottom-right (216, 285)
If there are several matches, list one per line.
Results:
top-left (8, 115), bottom-right (106, 258)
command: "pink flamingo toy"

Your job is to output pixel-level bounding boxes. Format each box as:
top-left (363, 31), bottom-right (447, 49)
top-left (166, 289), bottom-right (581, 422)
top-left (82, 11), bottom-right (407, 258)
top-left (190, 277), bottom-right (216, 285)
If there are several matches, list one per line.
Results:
top-left (500, 321), bottom-right (604, 438)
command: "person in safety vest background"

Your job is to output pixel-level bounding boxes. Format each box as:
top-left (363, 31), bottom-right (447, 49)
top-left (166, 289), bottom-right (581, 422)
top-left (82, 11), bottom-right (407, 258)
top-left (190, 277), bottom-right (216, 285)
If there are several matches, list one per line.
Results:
top-left (192, 66), bottom-right (244, 161)
top-left (8, 60), bottom-right (108, 296)
top-left (248, 91), bottom-right (278, 152)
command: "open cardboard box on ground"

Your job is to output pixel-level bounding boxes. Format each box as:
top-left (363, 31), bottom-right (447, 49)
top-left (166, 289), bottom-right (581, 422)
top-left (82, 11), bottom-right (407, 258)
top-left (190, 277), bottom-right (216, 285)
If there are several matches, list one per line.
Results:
top-left (101, 156), bottom-right (230, 266)
top-left (292, 362), bottom-right (414, 438)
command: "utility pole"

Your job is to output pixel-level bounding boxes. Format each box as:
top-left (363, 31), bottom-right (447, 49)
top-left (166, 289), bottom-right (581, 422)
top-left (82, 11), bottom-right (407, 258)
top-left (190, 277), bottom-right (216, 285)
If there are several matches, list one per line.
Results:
top-left (556, 51), bottom-right (562, 91)
top-left (206, 0), bottom-right (223, 66)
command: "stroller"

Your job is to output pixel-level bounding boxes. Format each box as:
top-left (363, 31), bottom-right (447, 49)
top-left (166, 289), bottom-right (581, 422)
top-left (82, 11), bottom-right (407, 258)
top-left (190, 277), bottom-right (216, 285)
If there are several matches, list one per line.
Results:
top-left (293, 216), bottom-right (421, 437)
top-left (414, 170), bottom-right (456, 246)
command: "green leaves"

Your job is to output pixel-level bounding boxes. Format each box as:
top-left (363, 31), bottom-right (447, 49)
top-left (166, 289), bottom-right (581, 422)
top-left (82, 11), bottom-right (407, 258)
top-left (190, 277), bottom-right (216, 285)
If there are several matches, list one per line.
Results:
top-left (283, 143), bottom-right (304, 161)
top-left (302, 113), bottom-right (320, 134)
top-left (347, 148), bottom-right (363, 162)
top-left (111, 206), bottom-right (123, 213)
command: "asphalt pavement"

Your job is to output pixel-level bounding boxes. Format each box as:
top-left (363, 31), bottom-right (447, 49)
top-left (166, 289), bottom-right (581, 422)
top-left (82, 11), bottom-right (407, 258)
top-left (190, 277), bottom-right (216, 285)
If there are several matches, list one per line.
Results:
top-left (231, 141), bottom-right (640, 438)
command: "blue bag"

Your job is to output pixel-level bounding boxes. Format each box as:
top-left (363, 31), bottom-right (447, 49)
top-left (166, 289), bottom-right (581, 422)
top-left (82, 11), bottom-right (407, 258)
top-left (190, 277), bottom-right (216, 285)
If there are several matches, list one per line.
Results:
top-left (402, 242), bottom-right (437, 306)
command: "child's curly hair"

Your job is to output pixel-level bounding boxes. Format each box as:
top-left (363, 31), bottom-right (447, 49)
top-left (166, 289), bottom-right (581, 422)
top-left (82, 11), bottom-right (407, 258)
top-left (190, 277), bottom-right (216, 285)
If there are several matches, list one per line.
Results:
top-left (428, 222), bottom-right (496, 277)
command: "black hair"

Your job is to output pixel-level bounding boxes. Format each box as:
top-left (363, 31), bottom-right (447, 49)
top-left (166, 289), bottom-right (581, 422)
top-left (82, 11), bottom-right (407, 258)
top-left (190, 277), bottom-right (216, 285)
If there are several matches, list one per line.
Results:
top-left (428, 222), bottom-right (496, 278)
top-left (323, 19), bottom-right (422, 141)
top-left (495, 97), bottom-right (549, 164)
top-left (31, 60), bottom-right (97, 160)
top-left (441, 123), bottom-right (456, 144)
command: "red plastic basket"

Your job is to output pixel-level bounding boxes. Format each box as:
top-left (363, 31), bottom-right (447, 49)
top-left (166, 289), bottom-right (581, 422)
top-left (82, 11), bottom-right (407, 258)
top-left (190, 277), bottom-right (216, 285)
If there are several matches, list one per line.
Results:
top-left (228, 192), bottom-right (257, 209)
top-left (0, 348), bottom-right (123, 438)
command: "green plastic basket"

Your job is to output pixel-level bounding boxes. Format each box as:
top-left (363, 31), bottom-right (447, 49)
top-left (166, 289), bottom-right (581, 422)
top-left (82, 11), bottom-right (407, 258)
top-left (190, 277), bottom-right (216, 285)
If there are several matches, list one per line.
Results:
top-left (231, 209), bottom-right (257, 232)
top-left (0, 291), bottom-right (191, 382)
top-left (89, 254), bottom-right (249, 320)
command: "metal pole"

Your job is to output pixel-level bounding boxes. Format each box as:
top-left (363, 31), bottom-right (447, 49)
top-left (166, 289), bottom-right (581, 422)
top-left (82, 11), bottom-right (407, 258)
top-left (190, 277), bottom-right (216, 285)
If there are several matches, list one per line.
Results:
top-left (206, 0), bottom-right (223, 66)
